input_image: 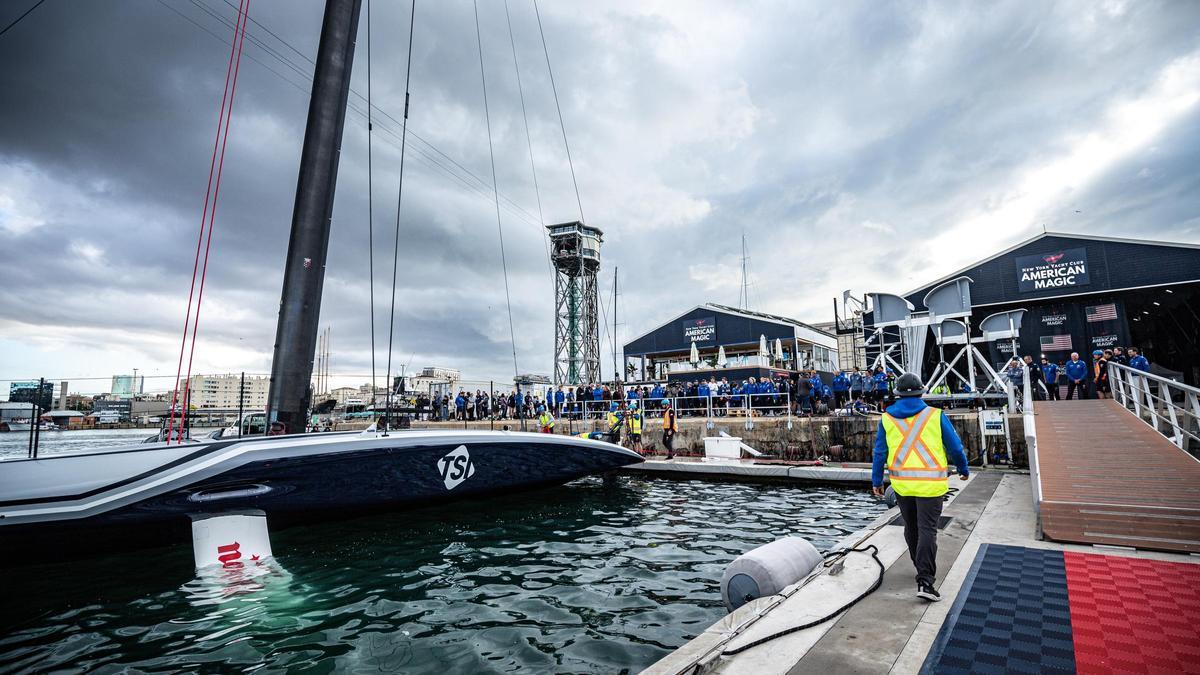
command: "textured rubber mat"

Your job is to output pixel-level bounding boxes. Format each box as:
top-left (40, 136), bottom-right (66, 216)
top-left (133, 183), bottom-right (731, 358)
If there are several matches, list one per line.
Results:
top-left (922, 544), bottom-right (1075, 674)
top-left (1064, 551), bottom-right (1200, 674)
top-left (922, 544), bottom-right (1200, 674)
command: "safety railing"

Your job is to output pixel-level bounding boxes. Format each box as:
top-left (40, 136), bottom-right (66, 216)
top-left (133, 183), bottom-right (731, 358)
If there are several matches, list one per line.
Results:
top-left (555, 393), bottom-right (797, 431)
top-left (1021, 371), bottom-right (1042, 534)
top-left (1108, 361), bottom-right (1200, 451)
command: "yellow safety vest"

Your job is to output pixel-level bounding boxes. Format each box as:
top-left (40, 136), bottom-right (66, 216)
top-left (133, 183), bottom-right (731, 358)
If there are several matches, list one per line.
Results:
top-left (538, 413), bottom-right (554, 428)
top-left (631, 413), bottom-right (642, 434)
top-left (882, 407), bottom-right (948, 498)
top-left (663, 408), bottom-right (677, 432)
top-left (607, 412), bottom-right (621, 430)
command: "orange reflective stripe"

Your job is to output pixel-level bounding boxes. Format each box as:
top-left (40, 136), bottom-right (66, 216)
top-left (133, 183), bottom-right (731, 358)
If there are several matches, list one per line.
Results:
top-left (888, 409), bottom-right (943, 472)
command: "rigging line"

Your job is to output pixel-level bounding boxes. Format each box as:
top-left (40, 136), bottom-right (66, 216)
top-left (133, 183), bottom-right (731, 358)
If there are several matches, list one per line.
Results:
top-left (366, 0), bottom-right (377, 406)
top-left (0, 0), bottom-right (45, 39)
top-left (597, 272), bottom-right (614, 382)
top-left (532, 0), bottom-right (585, 223)
top-left (383, 0), bottom-right (416, 436)
top-left (474, 0), bottom-right (520, 379)
top-left (166, 0), bottom-right (247, 444)
top-left (181, 0), bottom-right (251, 428)
top-left (503, 0), bottom-right (551, 275)
top-left (166, 0), bottom-right (548, 231)
top-left (195, 1), bottom-right (545, 231)
top-left (155, 0), bottom-right (314, 96)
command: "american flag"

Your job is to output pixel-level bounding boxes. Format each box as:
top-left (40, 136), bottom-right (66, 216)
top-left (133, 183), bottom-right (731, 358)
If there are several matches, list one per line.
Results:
top-left (1040, 334), bottom-right (1073, 351)
top-left (1086, 303), bottom-right (1118, 322)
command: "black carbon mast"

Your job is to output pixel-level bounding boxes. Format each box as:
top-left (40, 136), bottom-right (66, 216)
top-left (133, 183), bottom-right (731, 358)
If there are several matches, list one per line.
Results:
top-left (266, 0), bottom-right (362, 434)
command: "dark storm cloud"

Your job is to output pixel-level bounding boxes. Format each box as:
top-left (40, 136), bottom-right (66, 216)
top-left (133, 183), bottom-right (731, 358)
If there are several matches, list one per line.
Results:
top-left (1, 0), bottom-right (1199, 385)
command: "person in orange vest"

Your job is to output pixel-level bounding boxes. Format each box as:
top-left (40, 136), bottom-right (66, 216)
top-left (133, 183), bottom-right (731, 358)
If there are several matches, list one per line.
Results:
top-left (661, 398), bottom-right (678, 460)
top-left (871, 372), bottom-right (969, 602)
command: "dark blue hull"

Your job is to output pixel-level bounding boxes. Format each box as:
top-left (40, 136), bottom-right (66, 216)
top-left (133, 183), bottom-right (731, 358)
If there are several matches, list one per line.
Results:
top-left (0, 431), bottom-right (642, 561)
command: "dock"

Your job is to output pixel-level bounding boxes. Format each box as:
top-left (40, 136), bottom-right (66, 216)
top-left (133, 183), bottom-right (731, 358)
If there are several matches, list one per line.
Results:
top-left (621, 457), bottom-right (873, 484)
top-left (1035, 398), bottom-right (1200, 553)
top-left (644, 398), bottom-right (1200, 674)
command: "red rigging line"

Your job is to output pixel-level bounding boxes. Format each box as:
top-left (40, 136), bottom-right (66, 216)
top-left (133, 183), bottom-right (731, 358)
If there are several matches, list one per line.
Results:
top-left (167, 0), bottom-right (251, 443)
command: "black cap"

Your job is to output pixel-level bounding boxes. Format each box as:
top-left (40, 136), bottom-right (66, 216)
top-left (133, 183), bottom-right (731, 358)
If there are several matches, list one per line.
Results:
top-left (895, 372), bottom-right (925, 397)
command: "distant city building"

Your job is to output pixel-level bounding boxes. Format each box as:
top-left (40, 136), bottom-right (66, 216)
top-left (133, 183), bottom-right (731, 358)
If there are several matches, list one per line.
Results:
top-left (329, 386), bottom-right (365, 408)
top-left (9, 380), bottom-right (53, 410)
top-left (410, 367), bottom-right (461, 397)
top-left (110, 374), bottom-right (144, 399)
top-left (185, 374), bottom-right (270, 409)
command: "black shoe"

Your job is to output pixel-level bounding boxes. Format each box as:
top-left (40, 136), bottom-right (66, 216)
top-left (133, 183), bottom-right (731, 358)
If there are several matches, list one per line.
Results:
top-left (917, 583), bottom-right (941, 602)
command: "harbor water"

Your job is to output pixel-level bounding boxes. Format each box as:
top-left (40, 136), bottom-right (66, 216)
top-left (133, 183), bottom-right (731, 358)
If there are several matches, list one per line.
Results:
top-left (0, 430), bottom-right (882, 673)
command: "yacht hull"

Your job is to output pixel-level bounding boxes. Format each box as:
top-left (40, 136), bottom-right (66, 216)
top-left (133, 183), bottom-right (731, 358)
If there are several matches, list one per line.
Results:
top-left (0, 430), bottom-right (642, 560)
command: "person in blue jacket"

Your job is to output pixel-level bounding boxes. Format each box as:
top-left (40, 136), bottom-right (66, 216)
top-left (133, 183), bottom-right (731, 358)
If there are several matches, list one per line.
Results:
top-left (831, 370), bottom-right (850, 409)
top-left (873, 368), bottom-right (889, 404)
top-left (1040, 357), bottom-right (1060, 400)
top-left (872, 373), bottom-right (969, 601)
top-left (1128, 347), bottom-right (1150, 373)
top-left (849, 369), bottom-right (864, 401)
top-left (862, 370), bottom-right (875, 401)
top-left (1064, 352), bottom-right (1088, 400)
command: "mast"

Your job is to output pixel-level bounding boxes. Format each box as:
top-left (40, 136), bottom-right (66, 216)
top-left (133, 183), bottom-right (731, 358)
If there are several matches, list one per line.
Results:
top-left (266, 0), bottom-right (363, 434)
top-left (612, 266), bottom-right (618, 381)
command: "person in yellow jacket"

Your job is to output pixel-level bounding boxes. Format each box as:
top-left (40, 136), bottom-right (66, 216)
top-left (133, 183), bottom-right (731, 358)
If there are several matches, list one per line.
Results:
top-left (606, 402), bottom-right (623, 445)
top-left (871, 373), bottom-right (969, 603)
top-left (536, 406), bottom-right (555, 434)
top-left (661, 399), bottom-right (678, 459)
top-left (628, 401), bottom-right (643, 455)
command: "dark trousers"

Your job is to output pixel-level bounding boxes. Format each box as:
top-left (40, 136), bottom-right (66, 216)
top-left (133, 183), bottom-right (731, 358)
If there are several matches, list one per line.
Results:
top-left (1066, 380), bottom-right (1086, 400)
top-left (663, 430), bottom-right (675, 456)
top-left (1048, 382), bottom-right (1060, 400)
top-left (897, 494), bottom-right (943, 587)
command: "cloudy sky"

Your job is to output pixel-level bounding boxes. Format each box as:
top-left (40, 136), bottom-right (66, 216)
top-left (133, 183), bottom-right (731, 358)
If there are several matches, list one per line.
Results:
top-left (1, 0), bottom-right (1198, 395)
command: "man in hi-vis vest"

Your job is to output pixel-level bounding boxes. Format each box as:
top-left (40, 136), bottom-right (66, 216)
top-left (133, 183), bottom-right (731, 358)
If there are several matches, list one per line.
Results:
top-left (871, 373), bottom-right (969, 602)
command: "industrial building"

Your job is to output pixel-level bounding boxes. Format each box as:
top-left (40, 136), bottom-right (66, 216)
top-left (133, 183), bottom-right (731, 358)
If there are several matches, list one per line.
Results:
top-left (622, 303), bottom-right (839, 384)
top-left (869, 232), bottom-right (1200, 383)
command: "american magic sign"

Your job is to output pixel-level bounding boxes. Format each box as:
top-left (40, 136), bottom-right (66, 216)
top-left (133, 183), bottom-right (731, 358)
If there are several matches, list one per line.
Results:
top-left (1015, 247), bottom-right (1090, 293)
top-left (682, 316), bottom-right (717, 344)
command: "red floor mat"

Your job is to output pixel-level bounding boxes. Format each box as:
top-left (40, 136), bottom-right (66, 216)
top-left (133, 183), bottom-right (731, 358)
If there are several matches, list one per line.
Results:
top-left (1064, 551), bottom-right (1200, 674)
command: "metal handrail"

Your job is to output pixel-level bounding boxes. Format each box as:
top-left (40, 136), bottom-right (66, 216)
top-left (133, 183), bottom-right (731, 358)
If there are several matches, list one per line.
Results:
top-left (1021, 371), bottom-right (1043, 533)
top-left (1108, 361), bottom-right (1200, 450)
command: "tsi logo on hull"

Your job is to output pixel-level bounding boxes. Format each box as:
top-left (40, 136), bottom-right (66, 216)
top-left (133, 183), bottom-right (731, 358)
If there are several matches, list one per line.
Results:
top-left (437, 445), bottom-right (475, 490)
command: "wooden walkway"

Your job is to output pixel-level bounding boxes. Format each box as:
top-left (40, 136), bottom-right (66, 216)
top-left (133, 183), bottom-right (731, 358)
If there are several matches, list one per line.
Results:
top-left (1035, 399), bottom-right (1200, 554)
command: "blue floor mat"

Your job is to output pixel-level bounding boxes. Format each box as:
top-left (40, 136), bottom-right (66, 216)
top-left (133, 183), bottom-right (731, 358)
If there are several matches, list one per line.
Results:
top-left (920, 544), bottom-right (1076, 674)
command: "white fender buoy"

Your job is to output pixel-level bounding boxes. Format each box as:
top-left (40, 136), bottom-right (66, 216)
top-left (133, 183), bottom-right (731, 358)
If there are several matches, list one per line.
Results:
top-left (191, 512), bottom-right (273, 572)
top-left (721, 537), bottom-right (822, 611)
top-left (884, 485), bottom-right (898, 508)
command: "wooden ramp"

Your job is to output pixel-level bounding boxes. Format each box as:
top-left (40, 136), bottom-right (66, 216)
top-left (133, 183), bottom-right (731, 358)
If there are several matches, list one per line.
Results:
top-left (1035, 399), bottom-right (1200, 553)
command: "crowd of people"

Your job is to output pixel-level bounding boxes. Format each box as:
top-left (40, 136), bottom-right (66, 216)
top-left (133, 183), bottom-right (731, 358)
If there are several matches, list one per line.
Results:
top-left (392, 345), bottom-right (1152, 430)
top-left (398, 367), bottom-right (912, 425)
top-left (1003, 346), bottom-right (1151, 400)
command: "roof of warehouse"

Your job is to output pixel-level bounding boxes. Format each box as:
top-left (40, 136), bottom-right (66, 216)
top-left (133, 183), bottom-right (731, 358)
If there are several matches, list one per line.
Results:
top-left (904, 230), bottom-right (1200, 297)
